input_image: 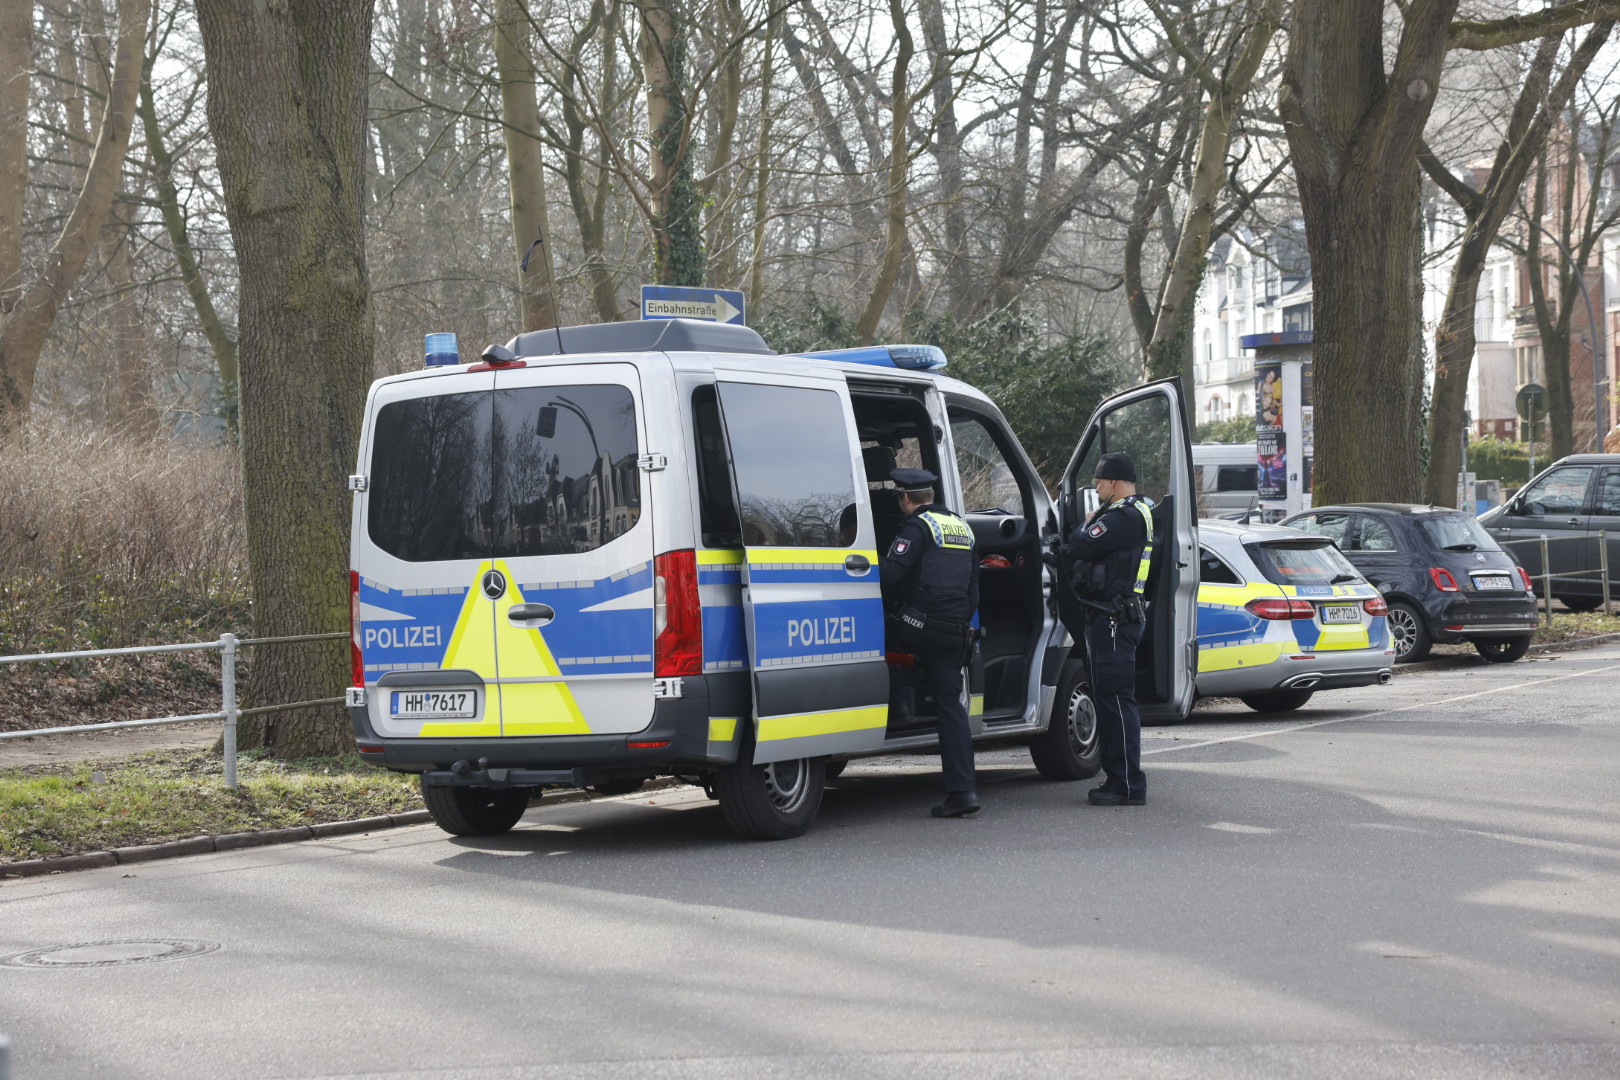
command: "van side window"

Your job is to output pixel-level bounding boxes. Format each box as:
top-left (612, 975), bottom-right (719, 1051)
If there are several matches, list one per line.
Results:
top-left (692, 385), bottom-right (742, 547)
top-left (949, 413), bottom-right (1030, 517)
top-left (1215, 465), bottom-right (1257, 492)
top-left (717, 382), bottom-right (860, 547)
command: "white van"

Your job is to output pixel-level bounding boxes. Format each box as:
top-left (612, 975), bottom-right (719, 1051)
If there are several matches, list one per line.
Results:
top-left (1193, 442), bottom-right (1259, 515)
top-left (346, 319), bottom-right (1197, 840)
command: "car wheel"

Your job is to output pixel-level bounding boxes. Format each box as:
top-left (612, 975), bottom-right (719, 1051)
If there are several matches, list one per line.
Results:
top-left (420, 781), bottom-right (531, 837)
top-left (1558, 595), bottom-right (1603, 613)
top-left (1029, 659), bottom-right (1103, 781)
top-left (1239, 690), bottom-right (1314, 713)
top-left (1472, 636), bottom-right (1531, 663)
top-left (715, 753), bottom-right (826, 840)
top-left (824, 760), bottom-right (848, 780)
top-left (1387, 601), bottom-right (1432, 663)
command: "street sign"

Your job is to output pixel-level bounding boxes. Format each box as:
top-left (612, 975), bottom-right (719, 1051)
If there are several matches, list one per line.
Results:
top-left (1515, 382), bottom-right (1546, 421)
top-left (640, 285), bottom-right (746, 325)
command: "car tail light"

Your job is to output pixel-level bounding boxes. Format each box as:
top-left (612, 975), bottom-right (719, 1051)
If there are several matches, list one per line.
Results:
top-left (349, 570), bottom-right (365, 688)
top-left (1429, 567), bottom-right (1459, 592)
top-left (1363, 595), bottom-right (1389, 616)
top-left (1245, 597), bottom-right (1316, 620)
top-left (654, 550), bottom-right (703, 677)
top-left (1516, 566), bottom-right (1534, 592)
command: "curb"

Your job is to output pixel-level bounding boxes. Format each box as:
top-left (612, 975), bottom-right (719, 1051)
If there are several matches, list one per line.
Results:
top-left (1, 779), bottom-right (687, 880)
top-left (1402, 629), bottom-right (1620, 673)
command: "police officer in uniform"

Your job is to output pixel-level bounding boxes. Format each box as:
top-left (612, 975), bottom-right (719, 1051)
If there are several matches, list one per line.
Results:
top-left (1061, 451), bottom-right (1155, 806)
top-left (880, 468), bottom-right (981, 818)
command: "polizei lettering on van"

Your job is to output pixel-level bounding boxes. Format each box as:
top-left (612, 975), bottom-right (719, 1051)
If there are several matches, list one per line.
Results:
top-left (788, 616), bottom-right (857, 648)
top-left (363, 625), bottom-right (444, 650)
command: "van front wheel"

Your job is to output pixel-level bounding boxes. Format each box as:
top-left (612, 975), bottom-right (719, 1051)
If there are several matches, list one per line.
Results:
top-left (1029, 659), bottom-right (1102, 781)
top-left (420, 782), bottom-right (531, 836)
top-left (715, 754), bottom-right (826, 840)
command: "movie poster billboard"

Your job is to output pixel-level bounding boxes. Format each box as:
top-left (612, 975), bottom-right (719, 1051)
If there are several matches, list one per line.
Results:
top-left (1258, 429), bottom-right (1287, 499)
top-left (1256, 360), bottom-right (1283, 432)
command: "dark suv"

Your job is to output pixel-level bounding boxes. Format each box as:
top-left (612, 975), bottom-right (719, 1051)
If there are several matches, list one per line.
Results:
top-left (1476, 454), bottom-right (1620, 610)
top-left (1279, 504), bottom-right (1538, 663)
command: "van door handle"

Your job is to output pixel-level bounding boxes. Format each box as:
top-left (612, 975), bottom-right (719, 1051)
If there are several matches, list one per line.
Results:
top-left (844, 553), bottom-right (871, 573)
top-left (507, 603), bottom-right (555, 626)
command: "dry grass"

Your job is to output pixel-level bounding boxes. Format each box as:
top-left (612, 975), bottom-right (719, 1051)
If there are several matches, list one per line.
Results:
top-left (0, 427), bottom-right (249, 732)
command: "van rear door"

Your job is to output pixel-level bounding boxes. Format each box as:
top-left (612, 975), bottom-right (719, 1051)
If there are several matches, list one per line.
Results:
top-left (487, 364), bottom-right (655, 736)
top-left (1058, 379), bottom-right (1198, 720)
top-left (357, 374), bottom-right (500, 737)
top-left (713, 373), bottom-right (889, 764)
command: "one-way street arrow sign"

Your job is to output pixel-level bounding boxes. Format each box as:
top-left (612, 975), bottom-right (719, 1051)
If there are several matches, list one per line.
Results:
top-left (641, 285), bottom-right (746, 325)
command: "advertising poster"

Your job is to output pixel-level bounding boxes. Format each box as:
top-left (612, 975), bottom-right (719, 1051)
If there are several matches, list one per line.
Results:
top-left (1256, 360), bottom-right (1283, 432)
top-left (1258, 430), bottom-right (1287, 500)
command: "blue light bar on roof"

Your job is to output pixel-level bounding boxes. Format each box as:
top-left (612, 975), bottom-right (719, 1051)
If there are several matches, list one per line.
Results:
top-left (793, 344), bottom-right (948, 371)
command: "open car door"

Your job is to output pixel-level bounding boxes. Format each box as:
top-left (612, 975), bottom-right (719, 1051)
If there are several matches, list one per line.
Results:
top-left (1056, 378), bottom-right (1197, 721)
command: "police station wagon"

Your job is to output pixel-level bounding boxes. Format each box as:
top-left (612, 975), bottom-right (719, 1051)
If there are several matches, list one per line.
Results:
top-left (346, 319), bottom-right (1198, 840)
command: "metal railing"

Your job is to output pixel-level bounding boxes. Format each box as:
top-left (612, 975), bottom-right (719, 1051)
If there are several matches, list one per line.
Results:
top-left (0, 632), bottom-right (348, 788)
top-left (1497, 531), bottom-right (1611, 625)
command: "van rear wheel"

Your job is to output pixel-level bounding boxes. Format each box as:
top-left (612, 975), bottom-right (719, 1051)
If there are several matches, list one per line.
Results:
top-left (715, 754), bottom-right (825, 840)
top-left (420, 781), bottom-right (531, 836)
top-left (1029, 659), bottom-right (1102, 781)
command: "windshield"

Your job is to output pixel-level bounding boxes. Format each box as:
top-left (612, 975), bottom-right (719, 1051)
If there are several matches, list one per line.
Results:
top-left (1246, 540), bottom-right (1362, 587)
top-left (1416, 513), bottom-right (1500, 552)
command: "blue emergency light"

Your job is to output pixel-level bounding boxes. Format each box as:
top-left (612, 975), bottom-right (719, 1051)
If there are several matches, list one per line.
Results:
top-left (794, 344), bottom-right (948, 371)
top-left (424, 332), bottom-right (460, 367)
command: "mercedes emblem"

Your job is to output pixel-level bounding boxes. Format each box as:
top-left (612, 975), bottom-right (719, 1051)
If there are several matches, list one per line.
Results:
top-left (481, 569), bottom-right (507, 599)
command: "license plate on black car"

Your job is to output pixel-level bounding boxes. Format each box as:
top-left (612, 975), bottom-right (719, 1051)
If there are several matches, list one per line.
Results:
top-left (1472, 575), bottom-right (1513, 590)
top-left (390, 690), bottom-right (476, 718)
top-left (1320, 604), bottom-right (1361, 624)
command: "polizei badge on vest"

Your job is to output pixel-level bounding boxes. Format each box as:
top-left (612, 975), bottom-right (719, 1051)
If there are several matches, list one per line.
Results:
top-left (891, 537), bottom-right (911, 555)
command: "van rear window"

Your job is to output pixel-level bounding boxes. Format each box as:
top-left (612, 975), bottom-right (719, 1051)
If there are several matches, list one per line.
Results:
top-left (1216, 465), bottom-right (1257, 492)
top-left (1246, 540), bottom-right (1360, 587)
top-left (368, 384), bottom-right (641, 561)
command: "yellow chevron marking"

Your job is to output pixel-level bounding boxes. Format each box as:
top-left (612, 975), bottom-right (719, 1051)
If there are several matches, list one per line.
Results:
top-left (969, 694), bottom-right (984, 718)
top-left (757, 705), bottom-right (887, 742)
top-left (489, 560), bottom-right (590, 735)
top-left (708, 716), bottom-right (740, 742)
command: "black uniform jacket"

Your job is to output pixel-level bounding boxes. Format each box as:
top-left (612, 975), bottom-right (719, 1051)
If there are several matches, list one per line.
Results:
top-left (1062, 496), bottom-right (1150, 602)
top-left (879, 503), bottom-right (979, 622)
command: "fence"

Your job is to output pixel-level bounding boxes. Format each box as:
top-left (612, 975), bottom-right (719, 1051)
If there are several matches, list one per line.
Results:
top-left (0, 632), bottom-right (348, 788)
top-left (1498, 531), bottom-right (1612, 625)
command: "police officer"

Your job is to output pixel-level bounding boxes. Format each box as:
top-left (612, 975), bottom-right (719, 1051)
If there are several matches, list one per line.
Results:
top-left (880, 467), bottom-right (981, 818)
top-left (1061, 451), bottom-right (1154, 806)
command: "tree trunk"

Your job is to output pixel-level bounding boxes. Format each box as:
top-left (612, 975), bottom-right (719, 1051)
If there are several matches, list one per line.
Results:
top-left (746, 5), bottom-right (777, 306)
top-left (194, 0), bottom-right (375, 758)
top-left (1281, 0), bottom-right (1456, 504)
top-left (103, 200), bottom-right (158, 437)
top-left (0, 0), bottom-right (149, 430)
top-left (641, 0), bottom-right (704, 286)
top-left (0, 0), bottom-right (31, 314)
top-left (138, 60), bottom-right (239, 435)
top-left (494, 0), bottom-right (558, 333)
top-left (917, 0), bottom-right (968, 310)
top-left (855, 0), bottom-right (914, 345)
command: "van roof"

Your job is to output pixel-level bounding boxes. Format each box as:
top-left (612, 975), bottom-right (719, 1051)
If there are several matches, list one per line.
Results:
top-left (506, 318), bottom-right (775, 358)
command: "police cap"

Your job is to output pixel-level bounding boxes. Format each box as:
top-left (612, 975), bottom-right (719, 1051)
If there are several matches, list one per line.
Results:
top-left (889, 467), bottom-right (938, 492)
top-left (1094, 452), bottom-right (1136, 482)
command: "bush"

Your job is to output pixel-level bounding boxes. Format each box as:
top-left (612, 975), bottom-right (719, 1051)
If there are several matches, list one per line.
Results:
top-left (1464, 435), bottom-right (1532, 489)
top-left (1195, 417), bottom-right (1254, 444)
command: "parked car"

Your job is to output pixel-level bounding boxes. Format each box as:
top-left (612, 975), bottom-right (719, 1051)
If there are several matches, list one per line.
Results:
top-left (1476, 454), bottom-right (1620, 611)
top-left (1193, 442), bottom-right (1259, 516)
top-left (1195, 518), bottom-right (1395, 712)
top-left (1280, 504), bottom-right (1538, 663)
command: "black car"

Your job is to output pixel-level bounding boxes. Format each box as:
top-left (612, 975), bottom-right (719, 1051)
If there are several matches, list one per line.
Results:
top-left (1476, 454), bottom-right (1620, 610)
top-left (1279, 504), bottom-right (1538, 663)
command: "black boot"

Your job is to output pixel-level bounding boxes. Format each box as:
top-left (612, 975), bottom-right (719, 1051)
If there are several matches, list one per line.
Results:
top-left (931, 791), bottom-right (981, 817)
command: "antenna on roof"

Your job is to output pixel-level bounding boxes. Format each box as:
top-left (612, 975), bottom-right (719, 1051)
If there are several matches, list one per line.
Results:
top-left (521, 231), bottom-right (565, 355)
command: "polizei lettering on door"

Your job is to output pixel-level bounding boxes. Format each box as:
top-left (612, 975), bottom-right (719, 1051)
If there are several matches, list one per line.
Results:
top-left (364, 625), bottom-right (443, 650)
top-left (788, 617), bottom-right (857, 648)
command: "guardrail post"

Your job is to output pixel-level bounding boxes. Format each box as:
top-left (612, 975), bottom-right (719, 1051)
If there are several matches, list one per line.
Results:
top-left (1, 1032), bottom-right (11, 1080)
top-left (1602, 530), bottom-right (1611, 618)
top-left (1540, 535), bottom-right (1552, 628)
top-left (221, 633), bottom-right (239, 790)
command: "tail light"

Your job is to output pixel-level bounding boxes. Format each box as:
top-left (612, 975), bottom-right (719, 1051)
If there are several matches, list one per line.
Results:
top-left (1429, 567), bottom-right (1459, 592)
top-left (1245, 597), bottom-right (1316, 620)
top-left (654, 550), bottom-right (703, 677)
top-left (1363, 595), bottom-right (1389, 617)
top-left (1516, 566), bottom-right (1534, 592)
top-left (349, 570), bottom-right (365, 688)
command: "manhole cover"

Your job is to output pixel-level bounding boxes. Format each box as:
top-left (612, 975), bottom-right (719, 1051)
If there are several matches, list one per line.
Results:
top-left (0, 938), bottom-right (221, 969)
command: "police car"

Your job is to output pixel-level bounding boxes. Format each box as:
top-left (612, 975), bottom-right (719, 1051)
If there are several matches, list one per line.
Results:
top-left (346, 319), bottom-right (1197, 840)
top-left (1194, 518), bottom-right (1395, 711)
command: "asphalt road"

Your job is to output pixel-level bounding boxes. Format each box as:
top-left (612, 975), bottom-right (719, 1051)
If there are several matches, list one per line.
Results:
top-left (4, 644), bottom-right (1620, 1080)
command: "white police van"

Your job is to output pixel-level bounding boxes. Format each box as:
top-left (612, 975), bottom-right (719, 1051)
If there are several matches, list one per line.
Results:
top-left (347, 319), bottom-right (1197, 840)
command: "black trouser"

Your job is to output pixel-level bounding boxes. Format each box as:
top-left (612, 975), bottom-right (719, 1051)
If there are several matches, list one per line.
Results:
top-left (1083, 615), bottom-right (1145, 800)
top-left (890, 657), bottom-right (975, 794)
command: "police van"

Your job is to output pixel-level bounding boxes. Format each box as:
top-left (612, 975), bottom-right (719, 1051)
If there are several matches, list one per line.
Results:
top-left (347, 319), bottom-right (1197, 840)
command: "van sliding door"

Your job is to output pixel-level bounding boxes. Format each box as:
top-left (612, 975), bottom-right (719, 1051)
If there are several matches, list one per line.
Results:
top-left (714, 374), bottom-right (889, 764)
